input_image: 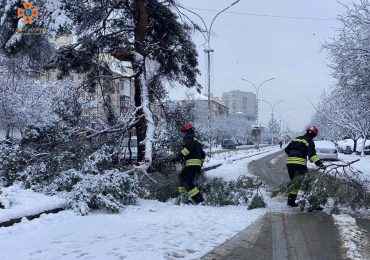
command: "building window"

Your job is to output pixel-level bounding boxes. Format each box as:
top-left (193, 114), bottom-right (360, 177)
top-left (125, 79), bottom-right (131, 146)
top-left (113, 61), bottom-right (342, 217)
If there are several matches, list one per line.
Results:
top-left (120, 95), bottom-right (131, 114)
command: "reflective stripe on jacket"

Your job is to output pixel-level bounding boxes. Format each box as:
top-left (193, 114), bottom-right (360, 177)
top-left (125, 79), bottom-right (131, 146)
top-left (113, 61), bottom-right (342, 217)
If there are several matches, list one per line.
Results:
top-left (178, 131), bottom-right (206, 167)
top-left (284, 134), bottom-right (323, 167)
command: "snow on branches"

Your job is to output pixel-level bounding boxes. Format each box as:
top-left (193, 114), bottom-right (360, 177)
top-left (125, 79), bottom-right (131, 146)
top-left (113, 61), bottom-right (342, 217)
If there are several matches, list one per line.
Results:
top-left (312, 1), bottom-right (370, 156)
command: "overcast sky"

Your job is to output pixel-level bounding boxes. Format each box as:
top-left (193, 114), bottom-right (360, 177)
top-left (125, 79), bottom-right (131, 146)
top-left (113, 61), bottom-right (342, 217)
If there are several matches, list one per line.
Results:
top-left (169, 0), bottom-right (348, 132)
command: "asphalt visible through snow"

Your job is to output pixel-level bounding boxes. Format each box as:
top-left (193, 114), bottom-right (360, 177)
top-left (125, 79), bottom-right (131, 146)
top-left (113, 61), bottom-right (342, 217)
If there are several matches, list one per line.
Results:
top-left (247, 149), bottom-right (289, 187)
top-left (202, 150), bottom-right (346, 260)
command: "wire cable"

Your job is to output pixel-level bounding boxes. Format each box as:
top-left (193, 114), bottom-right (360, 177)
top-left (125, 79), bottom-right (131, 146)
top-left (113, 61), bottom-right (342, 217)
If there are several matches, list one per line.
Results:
top-left (186, 7), bottom-right (336, 22)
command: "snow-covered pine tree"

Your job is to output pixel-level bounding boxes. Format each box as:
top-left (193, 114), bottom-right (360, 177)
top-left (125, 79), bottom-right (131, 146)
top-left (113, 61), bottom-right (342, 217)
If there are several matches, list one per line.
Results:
top-left (46, 0), bottom-right (201, 164)
top-left (0, 0), bottom-right (68, 68)
top-left (0, 0), bottom-right (203, 214)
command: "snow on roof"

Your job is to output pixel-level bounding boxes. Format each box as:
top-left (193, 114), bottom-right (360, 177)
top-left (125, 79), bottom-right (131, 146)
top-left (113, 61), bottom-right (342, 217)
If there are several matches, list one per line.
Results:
top-left (110, 59), bottom-right (132, 77)
top-left (314, 140), bottom-right (336, 149)
top-left (192, 93), bottom-right (208, 100)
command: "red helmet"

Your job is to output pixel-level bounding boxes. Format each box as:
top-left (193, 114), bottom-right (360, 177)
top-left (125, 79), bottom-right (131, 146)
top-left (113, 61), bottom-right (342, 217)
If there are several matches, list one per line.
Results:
top-left (306, 126), bottom-right (318, 137)
top-left (181, 122), bottom-right (194, 132)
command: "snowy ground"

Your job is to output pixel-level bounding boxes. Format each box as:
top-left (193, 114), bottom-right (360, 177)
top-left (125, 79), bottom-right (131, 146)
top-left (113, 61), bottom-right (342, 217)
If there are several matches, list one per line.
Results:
top-left (206, 147), bottom-right (281, 181)
top-left (0, 147), bottom-right (280, 260)
top-left (0, 201), bottom-right (265, 260)
top-left (332, 214), bottom-right (366, 260)
top-left (0, 185), bottom-right (66, 223)
top-left (204, 145), bottom-right (278, 169)
top-left (1, 147), bottom-right (368, 259)
top-left (310, 153), bottom-right (370, 259)
top-left (338, 153), bottom-right (370, 181)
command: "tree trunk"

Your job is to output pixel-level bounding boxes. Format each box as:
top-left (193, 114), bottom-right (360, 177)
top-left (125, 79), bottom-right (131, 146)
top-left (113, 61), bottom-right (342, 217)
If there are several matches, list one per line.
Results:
top-left (353, 138), bottom-right (358, 154)
top-left (133, 0), bottom-right (148, 162)
top-left (361, 135), bottom-right (366, 157)
top-left (5, 126), bottom-right (10, 140)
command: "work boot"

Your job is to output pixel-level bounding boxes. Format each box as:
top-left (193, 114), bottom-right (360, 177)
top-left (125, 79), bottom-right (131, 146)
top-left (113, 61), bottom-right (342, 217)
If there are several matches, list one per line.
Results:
top-left (287, 194), bottom-right (298, 207)
top-left (192, 193), bottom-right (204, 204)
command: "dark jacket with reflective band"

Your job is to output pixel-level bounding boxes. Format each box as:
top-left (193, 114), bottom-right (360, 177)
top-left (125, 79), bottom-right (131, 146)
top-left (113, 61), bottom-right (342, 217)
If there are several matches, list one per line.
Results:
top-left (284, 134), bottom-right (323, 167)
top-left (179, 132), bottom-right (206, 167)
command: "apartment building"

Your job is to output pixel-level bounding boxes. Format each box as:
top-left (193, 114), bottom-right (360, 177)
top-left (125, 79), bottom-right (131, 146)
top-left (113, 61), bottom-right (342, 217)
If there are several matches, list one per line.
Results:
top-left (222, 90), bottom-right (256, 121)
top-left (181, 93), bottom-right (229, 117)
top-left (42, 35), bottom-right (136, 118)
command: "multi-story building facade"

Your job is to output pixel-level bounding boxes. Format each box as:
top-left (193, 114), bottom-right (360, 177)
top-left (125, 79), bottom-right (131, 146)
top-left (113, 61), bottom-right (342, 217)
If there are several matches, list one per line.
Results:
top-left (222, 90), bottom-right (256, 121)
top-left (44, 35), bottom-right (136, 118)
top-left (180, 93), bottom-right (229, 117)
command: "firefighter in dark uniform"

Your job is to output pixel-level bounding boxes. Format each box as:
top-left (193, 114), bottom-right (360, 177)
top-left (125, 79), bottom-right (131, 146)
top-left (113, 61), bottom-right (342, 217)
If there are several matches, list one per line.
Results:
top-left (284, 126), bottom-right (326, 207)
top-left (178, 122), bottom-right (205, 204)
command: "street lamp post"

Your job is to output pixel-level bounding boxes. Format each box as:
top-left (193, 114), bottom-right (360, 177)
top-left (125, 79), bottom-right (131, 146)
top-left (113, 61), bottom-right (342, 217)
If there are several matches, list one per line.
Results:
top-left (275, 110), bottom-right (291, 143)
top-left (261, 100), bottom-right (284, 144)
top-left (261, 99), bottom-right (284, 119)
top-left (240, 77), bottom-right (275, 125)
top-left (203, 0), bottom-right (240, 156)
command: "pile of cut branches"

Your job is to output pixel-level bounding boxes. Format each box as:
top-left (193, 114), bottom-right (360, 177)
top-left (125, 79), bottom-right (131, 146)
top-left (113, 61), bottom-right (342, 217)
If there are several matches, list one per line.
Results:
top-left (272, 160), bottom-right (370, 213)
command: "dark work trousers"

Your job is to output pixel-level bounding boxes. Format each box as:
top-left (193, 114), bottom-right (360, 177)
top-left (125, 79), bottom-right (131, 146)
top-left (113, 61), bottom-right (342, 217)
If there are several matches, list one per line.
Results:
top-left (179, 166), bottom-right (204, 203)
top-left (286, 164), bottom-right (308, 206)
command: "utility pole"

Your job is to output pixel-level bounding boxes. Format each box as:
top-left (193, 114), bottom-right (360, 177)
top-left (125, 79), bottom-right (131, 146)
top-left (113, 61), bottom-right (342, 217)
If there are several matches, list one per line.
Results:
top-left (204, 47), bottom-right (214, 155)
top-left (262, 99), bottom-right (284, 122)
top-left (203, 0), bottom-right (240, 156)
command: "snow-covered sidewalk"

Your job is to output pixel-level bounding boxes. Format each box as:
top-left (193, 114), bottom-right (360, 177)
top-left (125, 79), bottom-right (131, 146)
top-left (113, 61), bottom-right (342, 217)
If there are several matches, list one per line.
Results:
top-left (0, 201), bottom-right (265, 259)
top-left (0, 185), bottom-right (66, 224)
top-left (0, 147), bottom-right (281, 259)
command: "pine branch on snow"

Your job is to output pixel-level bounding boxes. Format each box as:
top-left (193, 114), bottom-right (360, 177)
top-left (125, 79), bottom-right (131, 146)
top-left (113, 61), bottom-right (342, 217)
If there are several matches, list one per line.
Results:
top-left (272, 161), bottom-right (370, 214)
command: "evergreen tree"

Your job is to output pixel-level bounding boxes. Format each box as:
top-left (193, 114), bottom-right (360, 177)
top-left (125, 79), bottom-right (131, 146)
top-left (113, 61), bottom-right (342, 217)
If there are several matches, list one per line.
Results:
top-left (1, 0), bottom-right (201, 164)
top-left (49, 0), bottom-right (201, 162)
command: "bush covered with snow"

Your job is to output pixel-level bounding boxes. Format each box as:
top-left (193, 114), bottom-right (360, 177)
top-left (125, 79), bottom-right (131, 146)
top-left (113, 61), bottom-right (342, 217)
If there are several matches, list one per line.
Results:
top-left (0, 143), bottom-right (24, 186)
top-left (202, 176), bottom-right (264, 207)
top-left (247, 195), bottom-right (266, 210)
top-left (139, 170), bottom-right (179, 202)
top-left (0, 116), bottom-right (142, 215)
top-left (0, 83), bottom-right (191, 215)
top-left (66, 170), bottom-right (139, 215)
top-left (138, 170), bottom-right (266, 208)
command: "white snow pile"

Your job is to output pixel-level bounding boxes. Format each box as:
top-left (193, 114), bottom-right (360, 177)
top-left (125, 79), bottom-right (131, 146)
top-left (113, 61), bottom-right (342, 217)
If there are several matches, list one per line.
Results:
top-left (0, 184), bottom-right (66, 223)
top-left (332, 214), bottom-right (368, 260)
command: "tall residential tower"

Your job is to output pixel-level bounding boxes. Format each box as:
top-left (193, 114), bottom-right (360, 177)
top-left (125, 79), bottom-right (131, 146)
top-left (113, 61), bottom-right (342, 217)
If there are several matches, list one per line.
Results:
top-left (222, 90), bottom-right (256, 121)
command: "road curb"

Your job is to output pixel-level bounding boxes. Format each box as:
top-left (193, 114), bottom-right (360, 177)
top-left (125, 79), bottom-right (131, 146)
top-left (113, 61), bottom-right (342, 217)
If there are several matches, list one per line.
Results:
top-left (0, 207), bottom-right (65, 228)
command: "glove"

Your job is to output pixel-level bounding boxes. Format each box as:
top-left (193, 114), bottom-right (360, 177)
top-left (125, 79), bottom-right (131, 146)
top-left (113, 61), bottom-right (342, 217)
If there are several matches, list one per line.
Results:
top-left (319, 164), bottom-right (327, 171)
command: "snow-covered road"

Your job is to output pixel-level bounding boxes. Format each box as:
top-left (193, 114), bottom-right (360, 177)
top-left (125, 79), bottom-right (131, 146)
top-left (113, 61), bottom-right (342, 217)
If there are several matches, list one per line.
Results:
top-left (206, 149), bottom-right (370, 260)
